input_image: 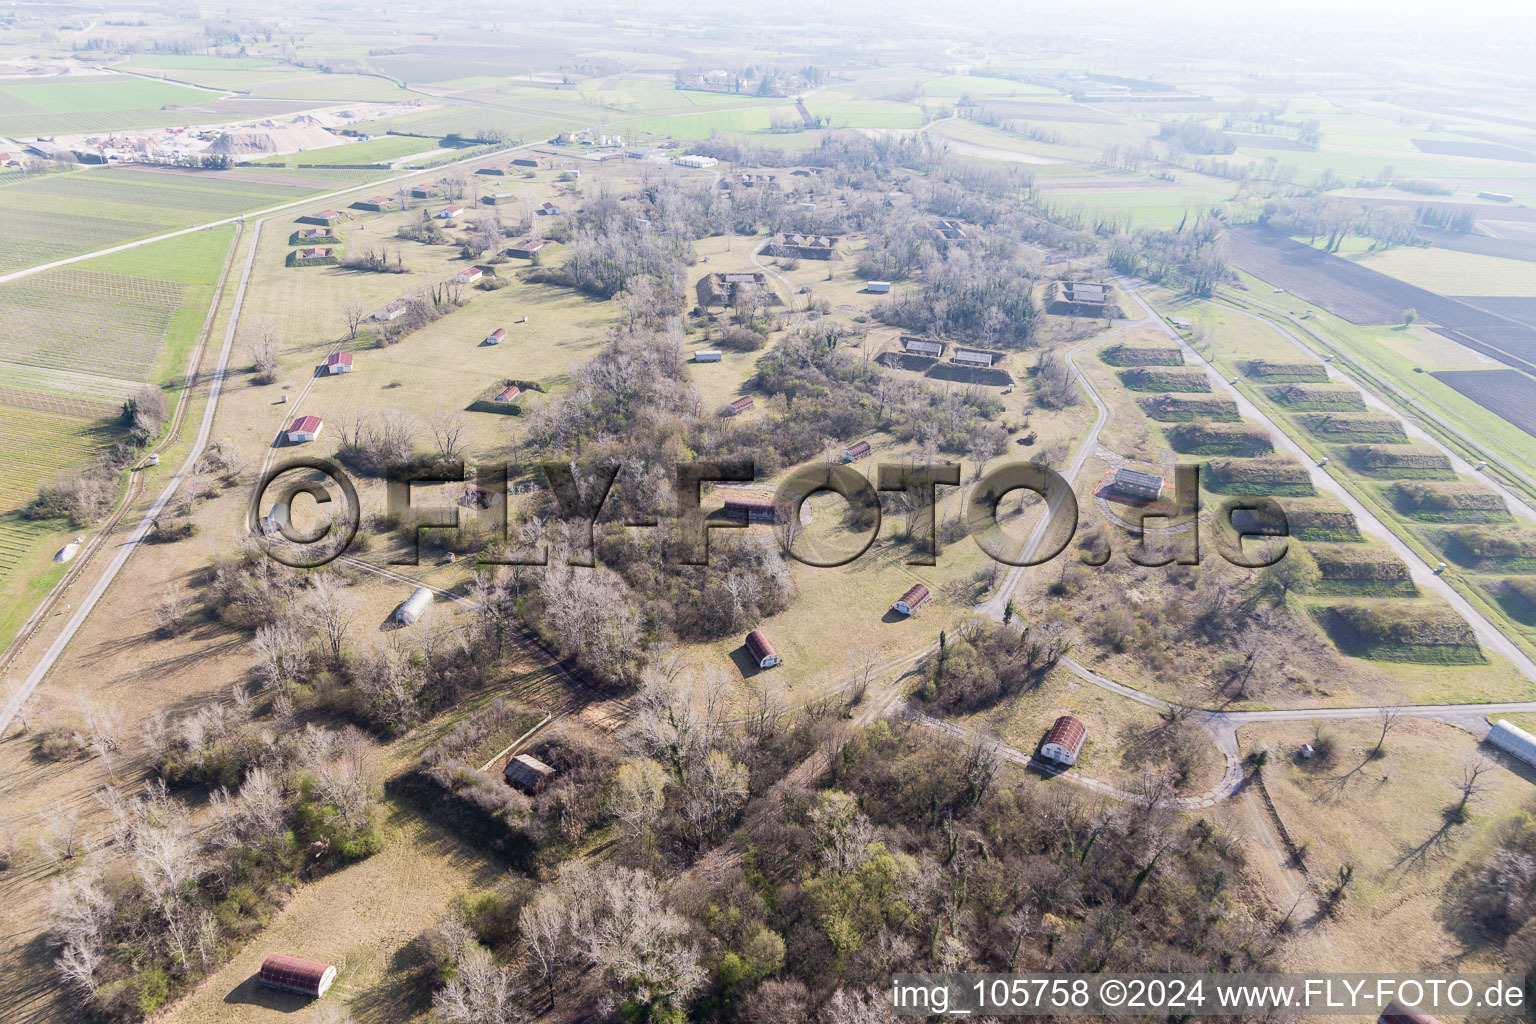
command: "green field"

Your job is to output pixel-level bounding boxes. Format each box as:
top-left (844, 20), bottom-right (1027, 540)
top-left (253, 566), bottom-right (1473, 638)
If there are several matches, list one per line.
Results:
top-left (247, 134), bottom-right (449, 167)
top-left (0, 75), bottom-right (223, 135)
top-left (0, 165), bottom-right (378, 274)
top-left (0, 225), bottom-right (233, 592)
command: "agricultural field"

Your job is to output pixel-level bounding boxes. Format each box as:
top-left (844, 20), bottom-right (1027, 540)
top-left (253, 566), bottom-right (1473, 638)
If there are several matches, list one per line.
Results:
top-left (1432, 369), bottom-right (1536, 438)
top-left (246, 134), bottom-right (450, 167)
top-left (0, 74), bottom-right (221, 135)
top-left (0, 164), bottom-right (382, 273)
top-left (0, 225), bottom-right (233, 627)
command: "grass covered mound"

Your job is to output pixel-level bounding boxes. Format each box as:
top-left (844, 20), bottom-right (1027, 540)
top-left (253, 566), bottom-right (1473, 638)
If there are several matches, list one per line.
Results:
top-left (1101, 343), bottom-right (1183, 367)
top-left (1204, 455), bottom-right (1315, 496)
top-left (1389, 481), bottom-right (1512, 523)
top-left (1299, 413), bottom-right (1409, 443)
top-left (1118, 366), bottom-right (1211, 393)
top-left (1271, 496), bottom-right (1362, 542)
top-left (1308, 543), bottom-right (1418, 596)
top-left (1495, 578), bottom-right (1536, 625)
top-left (1167, 421), bottom-right (1274, 456)
top-left (1439, 527), bottom-right (1536, 571)
top-left (1245, 358), bottom-right (1329, 382)
top-left (1265, 383), bottom-right (1366, 411)
top-left (1346, 444), bottom-right (1455, 480)
top-left (1311, 600), bottom-right (1484, 664)
top-left (1138, 393), bottom-right (1240, 422)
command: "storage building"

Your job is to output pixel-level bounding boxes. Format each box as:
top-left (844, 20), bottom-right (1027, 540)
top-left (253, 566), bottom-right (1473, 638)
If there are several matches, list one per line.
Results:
top-left (902, 337), bottom-right (944, 357)
top-left (485, 327), bottom-right (506, 345)
top-left (1379, 996), bottom-right (1442, 1024)
top-left (694, 349), bottom-right (723, 363)
top-left (394, 587), bottom-right (434, 626)
top-left (324, 352), bottom-right (354, 374)
top-left (1040, 715), bottom-right (1087, 766)
top-left (893, 583), bottom-right (930, 616)
top-left (745, 629), bottom-right (781, 669)
top-left (843, 440), bottom-right (871, 462)
top-left (1109, 468), bottom-right (1165, 501)
top-left (504, 753), bottom-right (557, 794)
top-left (285, 416), bottom-right (323, 444)
top-left (952, 349), bottom-right (995, 367)
top-left (258, 954), bottom-right (337, 999)
top-left (493, 384), bottom-right (521, 404)
top-left (866, 281), bottom-right (892, 294)
top-left (723, 497), bottom-right (779, 523)
top-left (725, 396), bottom-right (754, 415)
top-left (1489, 720), bottom-right (1536, 768)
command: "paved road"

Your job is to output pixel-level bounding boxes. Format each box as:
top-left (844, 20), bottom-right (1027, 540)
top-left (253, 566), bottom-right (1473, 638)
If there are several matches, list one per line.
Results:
top-left (1121, 283), bottom-right (1536, 683)
top-left (1233, 292), bottom-right (1536, 498)
top-left (1215, 300), bottom-right (1536, 524)
top-left (974, 320), bottom-right (1126, 618)
top-left (0, 221), bottom-right (264, 737)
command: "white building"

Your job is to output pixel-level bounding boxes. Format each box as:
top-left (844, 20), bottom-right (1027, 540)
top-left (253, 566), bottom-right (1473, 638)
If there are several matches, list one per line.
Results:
top-left (1489, 720), bottom-right (1536, 768)
top-left (694, 349), bottom-right (722, 362)
top-left (395, 587), bottom-right (434, 626)
top-left (285, 416), bottom-right (323, 444)
top-left (1040, 715), bottom-right (1087, 766)
top-left (675, 154), bottom-right (719, 169)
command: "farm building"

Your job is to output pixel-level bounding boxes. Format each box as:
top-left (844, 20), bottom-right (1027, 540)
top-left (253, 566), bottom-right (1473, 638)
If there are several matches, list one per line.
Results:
top-left (505, 238), bottom-right (547, 259)
top-left (372, 300), bottom-right (408, 322)
top-left (408, 183), bottom-right (442, 198)
top-left (302, 210), bottom-right (345, 226)
top-left (477, 163), bottom-right (512, 176)
top-left (936, 218), bottom-right (967, 240)
top-left (456, 266), bottom-right (485, 284)
top-left (484, 191), bottom-right (515, 205)
top-left (843, 440), bottom-right (872, 462)
top-left (902, 337), bottom-right (944, 358)
top-left (725, 396), bottom-right (755, 415)
top-left (1109, 468), bottom-right (1165, 501)
top-left (723, 497), bottom-right (780, 523)
top-left (696, 272), bottom-right (780, 308)
top-left (353, 195), bottom-right (396, 212)
top-left (1065, 282), bottom-right (1107, 303)
top-left (893, 583), bottom-right (930, 616)
top-left (436, 203), bottom-right (465, 219)
top-left (952, 349), bottom-right (996, 368)
top-left (866, 281), bottom-right (892, 294)
top-left (675, 154), bottom-right (719, 168)
top-left (493, 384), bottom-right (521, 404)
top-left (298, 227), bottom-right (331, 239)
top-left (1040, 715), bottom-right (1087, 767)
top-left (512, 157), bottom-right (538, 167)
top-left (539, 201), bottom-right (563, 216)
top-left (258, 954), bottom-right (337, 999)
top-left (1488, 720), bottom-right (1536, 768)
top-left (285, 416), bottom-right (323, 444)
top-left (394, 587), bottom-right (434, 626)
top-left (324, 352), bottom-right (354, 374)
top-left (485, 327), bottom-right (507, 345)
top-left (262, 503), bottom-right (289, 536)
top-left (1478, 191), bottom-right (1514, 203)
top-left (764, 232), bottom-right (839, 259)
top-left (694, 349), bottom-right (723, 362)
top-left (745, 629), bottom-right (781, 669)
top-left (298, 247), bottom-right (332, 260)
top-left (504, 753), bottom-right (557, 794)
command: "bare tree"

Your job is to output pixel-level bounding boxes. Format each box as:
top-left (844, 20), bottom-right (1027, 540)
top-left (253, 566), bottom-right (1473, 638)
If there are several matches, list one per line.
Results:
top-left (426, 410), bottom-right (470, 460)
top-left (341, 300), bottom-right (367, 340)
top-left (519, 891), bottom-right (573, 1009)
top-left (38, 804), bottom-right (84, 864)
top-left (1371, 705), bottom-right (1404, 759)
top-left (432, 943), bottom-right (521, 1024)
top-left (243, 318), bottom-right (282, 384)
top-left (846, 644), bottom-right (881, 705)
top-left (307, 573), bottom-right (360, 666)
top-left (1452, 757), bottom-right (1494, 822)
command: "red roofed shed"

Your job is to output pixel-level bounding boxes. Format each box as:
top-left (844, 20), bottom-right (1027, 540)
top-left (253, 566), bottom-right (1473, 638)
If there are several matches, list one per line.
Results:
top-left (259, 953), bottom-right (337, 998)
top-left (745, 629), bottom-right (780, 669)
top-left (1041, 715), bottom-right (1087, 767)
top-left (893, 583), bottom-right (929, 616)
